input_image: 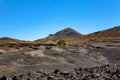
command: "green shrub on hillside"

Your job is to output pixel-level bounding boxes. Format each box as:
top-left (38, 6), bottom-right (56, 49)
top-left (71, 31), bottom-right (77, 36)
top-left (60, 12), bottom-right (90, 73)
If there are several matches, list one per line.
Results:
top-left (82, 65), bottom-right (87, 70)
top-left (57, 40), bottom-right (68, 48)
top-left (80, 43), bottom-right (86, 47)
top-left (51, 57), bottom-right (57, 61)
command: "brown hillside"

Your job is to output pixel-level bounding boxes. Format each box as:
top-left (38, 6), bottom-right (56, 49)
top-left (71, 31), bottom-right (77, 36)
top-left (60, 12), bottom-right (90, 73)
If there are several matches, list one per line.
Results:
top-left (88, 26), bottom-right (120, 37)
top-left (68, 26), bottom-right (120, 44)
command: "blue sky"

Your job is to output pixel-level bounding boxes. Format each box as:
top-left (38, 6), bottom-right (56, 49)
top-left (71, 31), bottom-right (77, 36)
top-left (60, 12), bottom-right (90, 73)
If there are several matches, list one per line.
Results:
top-left (0, 0), bottom-right (120, 41)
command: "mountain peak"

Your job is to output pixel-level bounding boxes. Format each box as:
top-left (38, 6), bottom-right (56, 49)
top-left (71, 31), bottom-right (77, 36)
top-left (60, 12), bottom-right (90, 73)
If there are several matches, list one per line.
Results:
top-left (35, 27), bottom-right (82, 42)
top-left (54, 27), bottom-right (82, 38)
top-left (62, 27), bottom-right (73, 30)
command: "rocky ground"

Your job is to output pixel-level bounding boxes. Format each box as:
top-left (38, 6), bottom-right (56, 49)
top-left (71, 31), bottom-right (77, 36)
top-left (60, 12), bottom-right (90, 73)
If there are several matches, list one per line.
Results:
top-left (0, 42), bottom-right (120, 79)
top-left (1, 64), bottom-right (120, 80)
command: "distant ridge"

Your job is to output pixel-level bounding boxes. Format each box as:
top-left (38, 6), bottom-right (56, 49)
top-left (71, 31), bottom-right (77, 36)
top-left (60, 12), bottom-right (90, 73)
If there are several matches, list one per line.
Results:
top-left (0, 26), bottom-right (120, 44)
top-left (35, 26), bottom-right (120, 43)
top-left (0, 37), bottom-right (26, 44)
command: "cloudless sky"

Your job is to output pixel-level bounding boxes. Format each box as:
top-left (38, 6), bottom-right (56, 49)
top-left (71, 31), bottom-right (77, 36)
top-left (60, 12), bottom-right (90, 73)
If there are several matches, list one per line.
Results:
top-left (0, 0), bottom-right (120, 41)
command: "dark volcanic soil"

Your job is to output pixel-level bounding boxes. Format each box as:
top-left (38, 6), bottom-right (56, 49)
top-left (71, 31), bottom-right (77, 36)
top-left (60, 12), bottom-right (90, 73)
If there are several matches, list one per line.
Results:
top-left (0, 42), bottom-right (120, 79)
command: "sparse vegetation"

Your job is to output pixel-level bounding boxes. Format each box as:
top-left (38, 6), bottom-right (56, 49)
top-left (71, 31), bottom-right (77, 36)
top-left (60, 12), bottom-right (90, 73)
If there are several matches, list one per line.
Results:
top-left (52, 47), bottom-right (63, 53)
top-left (46, 41), bottom-right (55, 44)
top-left (24, 50), bottom-right (45, 57)
top-left (0, 67), bottom-right (15, 74)
top-left (51, 57), bottom-right (57, 61)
